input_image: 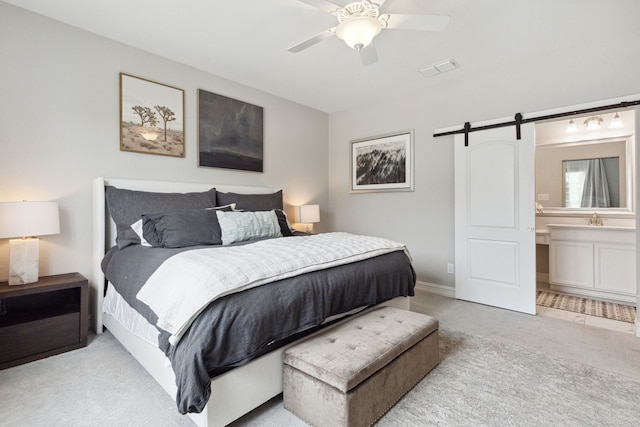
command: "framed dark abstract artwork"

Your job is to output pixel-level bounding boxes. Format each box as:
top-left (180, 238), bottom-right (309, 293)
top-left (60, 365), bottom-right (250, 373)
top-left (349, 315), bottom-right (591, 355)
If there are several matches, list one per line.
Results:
top-left (198, 89), bottom-right (264, 172)
top-left (351, 130), bottom-right (414, 193)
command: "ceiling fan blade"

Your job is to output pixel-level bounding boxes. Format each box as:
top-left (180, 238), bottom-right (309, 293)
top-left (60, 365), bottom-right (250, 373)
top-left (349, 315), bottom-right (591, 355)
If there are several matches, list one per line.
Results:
top-left (386, 14), bottom-right (450, 32)
top-left (377, 0), bottom-right (397, 15)
top-left (287, 29), bottom-right (335, 53)
top-left (359, 44), bottom-right (379, 66)
top-left (295, 0), bottom-right (341, 14)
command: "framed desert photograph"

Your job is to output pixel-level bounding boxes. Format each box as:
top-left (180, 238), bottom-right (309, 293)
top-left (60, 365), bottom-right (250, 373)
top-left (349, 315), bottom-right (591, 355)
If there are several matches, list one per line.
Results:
top-left (120, 73), bottom-right (185, 157)
top-left (198, 89), bottom-right (263, 172)
top-left (351, 130), bottom-right (414, 193)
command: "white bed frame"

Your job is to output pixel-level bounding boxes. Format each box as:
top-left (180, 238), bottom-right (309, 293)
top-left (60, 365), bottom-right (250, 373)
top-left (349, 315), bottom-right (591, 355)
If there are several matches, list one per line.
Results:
top-left (91, 177), bottom-right (410, 427)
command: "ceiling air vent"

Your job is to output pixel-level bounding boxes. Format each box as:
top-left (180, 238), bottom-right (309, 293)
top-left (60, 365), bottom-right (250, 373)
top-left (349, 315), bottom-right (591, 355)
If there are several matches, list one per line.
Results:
top-left (420, 59), bottom-right (459, 78)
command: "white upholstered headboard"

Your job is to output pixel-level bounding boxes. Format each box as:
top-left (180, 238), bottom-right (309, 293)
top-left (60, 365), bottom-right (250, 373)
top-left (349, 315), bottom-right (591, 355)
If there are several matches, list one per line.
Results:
top-left (91, 177), bottom-right (280, 333)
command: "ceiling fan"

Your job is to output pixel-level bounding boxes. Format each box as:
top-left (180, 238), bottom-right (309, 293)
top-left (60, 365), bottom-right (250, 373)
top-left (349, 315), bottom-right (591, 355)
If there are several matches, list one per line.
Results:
top-left (288, 0), bottom-right (450, 66)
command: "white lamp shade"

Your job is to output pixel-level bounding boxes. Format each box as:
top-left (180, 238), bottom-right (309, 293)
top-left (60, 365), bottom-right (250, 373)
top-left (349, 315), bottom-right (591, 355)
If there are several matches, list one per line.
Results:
top-left (298, 204), bottom-right (320, 224)
top-left (608, 113), bottom-right (623, 129)
top-left (565, 120), bottom-right (578, 133)
top-left (0, 201), bottom-right (60, 239)
top-left (335, 17), bottom-right (382, 50)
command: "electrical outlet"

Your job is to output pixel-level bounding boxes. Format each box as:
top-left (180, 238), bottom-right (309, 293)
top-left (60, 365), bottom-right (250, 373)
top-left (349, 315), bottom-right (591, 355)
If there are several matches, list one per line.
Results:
top-left (447, 263), bottom-right (454, 274)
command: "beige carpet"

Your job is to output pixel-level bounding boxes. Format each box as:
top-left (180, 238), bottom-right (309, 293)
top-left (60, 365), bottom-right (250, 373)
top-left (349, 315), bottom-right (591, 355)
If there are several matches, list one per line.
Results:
top-left (3, 291), bottom-right (639, 427)
top-left (536, 290), bottom-right (637, 323)
top-left (232, 326), bottom-right (640, 426)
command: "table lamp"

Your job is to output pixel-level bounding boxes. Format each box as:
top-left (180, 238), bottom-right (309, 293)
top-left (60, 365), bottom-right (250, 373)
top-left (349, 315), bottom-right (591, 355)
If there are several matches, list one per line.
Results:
top-left (0, 201), bottom-right (60, 285)
top-left (295, 204), bottom-right (320, 233)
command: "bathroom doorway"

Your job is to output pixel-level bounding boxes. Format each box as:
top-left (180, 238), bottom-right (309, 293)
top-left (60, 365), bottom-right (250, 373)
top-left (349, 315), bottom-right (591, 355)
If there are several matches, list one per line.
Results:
top-left (534, 108), bottom-right (637, 334)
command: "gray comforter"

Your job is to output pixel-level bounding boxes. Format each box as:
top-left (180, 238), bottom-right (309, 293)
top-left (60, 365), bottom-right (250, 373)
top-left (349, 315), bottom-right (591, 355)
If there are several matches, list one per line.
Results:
top-left (102, 237), bottom-right (415, 414)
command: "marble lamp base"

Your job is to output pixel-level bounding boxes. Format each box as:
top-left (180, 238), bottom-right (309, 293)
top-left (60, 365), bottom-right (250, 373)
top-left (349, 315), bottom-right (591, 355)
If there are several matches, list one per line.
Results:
top-left (8, 237), bottom-right (39, 285)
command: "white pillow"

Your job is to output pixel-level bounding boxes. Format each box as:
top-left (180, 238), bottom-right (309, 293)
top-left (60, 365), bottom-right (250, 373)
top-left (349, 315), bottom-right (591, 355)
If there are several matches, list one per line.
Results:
top-left (131, 219), bottom-right (151, 247)
top-left (216, 210), bottom-right (282, 245)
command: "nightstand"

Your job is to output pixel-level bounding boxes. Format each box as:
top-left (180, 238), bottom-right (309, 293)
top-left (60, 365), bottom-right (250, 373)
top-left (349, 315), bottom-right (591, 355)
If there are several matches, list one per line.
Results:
top-left (0, 272), bottom-right (88, 369)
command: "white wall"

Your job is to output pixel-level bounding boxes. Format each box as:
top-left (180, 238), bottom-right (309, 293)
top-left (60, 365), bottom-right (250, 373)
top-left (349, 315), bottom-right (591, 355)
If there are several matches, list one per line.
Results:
top-left (328, 28), bottom-right (640, 290)
top-left (0, 3), bottom-right (328, 283)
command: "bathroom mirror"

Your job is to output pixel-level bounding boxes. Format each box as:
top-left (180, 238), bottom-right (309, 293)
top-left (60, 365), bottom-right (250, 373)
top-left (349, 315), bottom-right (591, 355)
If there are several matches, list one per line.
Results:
top-left (563, 156), bottom-right (621, 208)
top-left (535, 109), bottom-right (635, 214)
top-left (535, 137), bottom-right (634, 213)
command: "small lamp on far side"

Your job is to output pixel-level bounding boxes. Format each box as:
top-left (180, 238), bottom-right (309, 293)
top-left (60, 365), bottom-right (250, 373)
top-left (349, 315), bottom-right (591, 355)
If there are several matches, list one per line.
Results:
top-left (0, 201), bottom-right (60, 285)
top-left (295, 204), bottom-right (320, 233)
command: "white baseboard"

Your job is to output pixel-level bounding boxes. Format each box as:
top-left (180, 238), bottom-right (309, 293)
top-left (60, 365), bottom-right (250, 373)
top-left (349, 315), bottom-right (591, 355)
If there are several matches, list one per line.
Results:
top-left (415, 281), bottom-right (455, 298)
top-left (417, 275), bottom-right (550, 296)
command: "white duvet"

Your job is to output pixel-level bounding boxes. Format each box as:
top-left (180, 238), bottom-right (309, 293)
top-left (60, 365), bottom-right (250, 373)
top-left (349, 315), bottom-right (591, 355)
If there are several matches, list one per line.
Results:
top-left (136, 232), bottom-right (408, 345)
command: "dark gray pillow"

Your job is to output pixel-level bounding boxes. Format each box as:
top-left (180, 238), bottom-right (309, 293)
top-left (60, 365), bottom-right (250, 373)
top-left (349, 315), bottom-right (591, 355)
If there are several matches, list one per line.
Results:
top-left (142, 207), bottom-right (231, 248)
top-left (274, 209), bottom-right (294, 237)
top-left (105, 186), bottom-right (217, 248)
top-left (216, 190), bottom-right (283, 211)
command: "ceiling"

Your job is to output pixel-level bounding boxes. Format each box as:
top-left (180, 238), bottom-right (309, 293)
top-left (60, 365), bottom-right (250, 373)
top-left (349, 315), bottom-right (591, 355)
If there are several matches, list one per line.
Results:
top-left (5, 0), bottom-right (639, 113)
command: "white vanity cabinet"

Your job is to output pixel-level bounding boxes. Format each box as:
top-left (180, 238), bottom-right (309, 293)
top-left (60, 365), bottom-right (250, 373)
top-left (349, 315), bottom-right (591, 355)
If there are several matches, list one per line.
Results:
top-left (548, 224), bottom-right (636, 303)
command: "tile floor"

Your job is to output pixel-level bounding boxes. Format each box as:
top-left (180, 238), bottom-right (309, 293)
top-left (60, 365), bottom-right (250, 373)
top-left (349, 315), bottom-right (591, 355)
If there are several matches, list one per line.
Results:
top-left (536, 305), bottom-right (636, 334)
top-left (536, 281), bottom-right (637, 334)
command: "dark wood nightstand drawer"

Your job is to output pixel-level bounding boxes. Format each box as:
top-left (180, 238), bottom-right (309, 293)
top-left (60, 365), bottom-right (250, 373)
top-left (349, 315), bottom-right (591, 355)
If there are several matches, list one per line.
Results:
top-left (0, 273), bottom-right (88, 369)
top-left (0, 312), bottom-right (80, 364)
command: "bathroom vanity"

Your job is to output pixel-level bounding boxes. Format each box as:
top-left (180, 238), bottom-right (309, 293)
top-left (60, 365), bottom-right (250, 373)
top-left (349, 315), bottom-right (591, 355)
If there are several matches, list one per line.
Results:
top-left (547, 224), bottom-right (636, 303)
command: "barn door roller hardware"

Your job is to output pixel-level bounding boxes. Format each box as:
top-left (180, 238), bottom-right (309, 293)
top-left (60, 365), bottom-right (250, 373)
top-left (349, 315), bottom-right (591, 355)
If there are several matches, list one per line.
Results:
top-left (434, 100), bottom-right (640, 146)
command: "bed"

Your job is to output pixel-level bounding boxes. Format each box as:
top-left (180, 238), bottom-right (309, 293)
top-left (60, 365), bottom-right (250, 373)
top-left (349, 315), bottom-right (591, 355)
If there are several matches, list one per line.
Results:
top-left (91, 177), bottom-right (415, 427)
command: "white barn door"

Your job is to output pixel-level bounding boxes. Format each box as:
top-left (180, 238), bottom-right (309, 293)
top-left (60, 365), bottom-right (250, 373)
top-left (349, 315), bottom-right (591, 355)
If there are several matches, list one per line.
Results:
top-left (454, 124), bottom-right (536, 314)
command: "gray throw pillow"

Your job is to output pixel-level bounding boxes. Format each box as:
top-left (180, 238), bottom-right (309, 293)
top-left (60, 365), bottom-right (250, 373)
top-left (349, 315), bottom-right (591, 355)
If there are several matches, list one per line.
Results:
top-left (105, 186), bottom-right (217, 248)
top-left (141, 206), bottom-right (232, 248)
top-left (216, 190), bottom-right (283, 211)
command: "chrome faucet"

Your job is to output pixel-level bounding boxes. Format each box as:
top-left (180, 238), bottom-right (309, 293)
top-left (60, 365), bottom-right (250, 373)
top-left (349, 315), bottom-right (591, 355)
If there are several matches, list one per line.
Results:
top-left (588, 212), bottom-right (603, 226)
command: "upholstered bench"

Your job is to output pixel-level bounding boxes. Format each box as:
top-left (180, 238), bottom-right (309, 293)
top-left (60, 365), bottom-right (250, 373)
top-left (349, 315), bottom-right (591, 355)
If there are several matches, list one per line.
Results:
top-left (283, 306), bottom-right (439, 427)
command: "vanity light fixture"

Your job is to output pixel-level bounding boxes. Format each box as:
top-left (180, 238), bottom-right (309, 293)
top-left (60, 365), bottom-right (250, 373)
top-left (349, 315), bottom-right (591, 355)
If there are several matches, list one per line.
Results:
top-left (608, 113), bottom-right (623, 129)
top-left (565, 119), bottom-right (578, 133)
top-left (584, 116), bottom-right (603, 130)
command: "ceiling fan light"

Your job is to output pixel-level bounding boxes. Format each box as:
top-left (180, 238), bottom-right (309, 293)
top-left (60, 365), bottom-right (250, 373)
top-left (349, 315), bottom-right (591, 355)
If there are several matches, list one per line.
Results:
top-left (335, 17), bottom-right (382, 50)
